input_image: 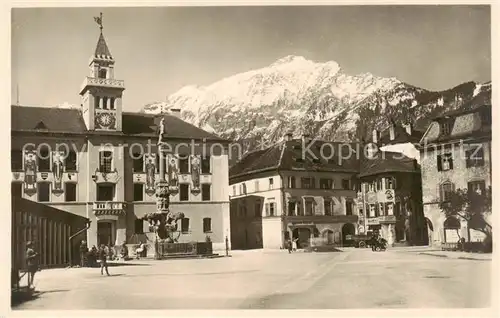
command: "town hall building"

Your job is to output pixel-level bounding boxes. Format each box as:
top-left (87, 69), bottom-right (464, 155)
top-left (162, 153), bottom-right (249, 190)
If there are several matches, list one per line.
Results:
top-left (11, 24), bottom-right (231, 252)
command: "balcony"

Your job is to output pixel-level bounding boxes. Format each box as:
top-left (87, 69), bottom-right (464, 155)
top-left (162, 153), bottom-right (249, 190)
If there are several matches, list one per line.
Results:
top-left (80, 76), bottom-right (125, 93)
top-left (93, 201), bottom-right (126, 216)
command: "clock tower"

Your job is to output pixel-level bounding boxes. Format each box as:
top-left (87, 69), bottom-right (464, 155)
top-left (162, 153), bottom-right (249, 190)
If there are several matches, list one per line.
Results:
top-left (80, 15), bottom-right (125, 131)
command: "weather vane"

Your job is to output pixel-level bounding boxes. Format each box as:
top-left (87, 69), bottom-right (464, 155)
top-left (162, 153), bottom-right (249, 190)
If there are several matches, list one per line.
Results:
top-left (94, 12), bottom-right (103, 32)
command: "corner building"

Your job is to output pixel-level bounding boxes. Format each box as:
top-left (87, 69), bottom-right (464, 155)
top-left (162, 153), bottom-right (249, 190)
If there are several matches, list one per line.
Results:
top-left (11, 28), bottom-right (231, 252)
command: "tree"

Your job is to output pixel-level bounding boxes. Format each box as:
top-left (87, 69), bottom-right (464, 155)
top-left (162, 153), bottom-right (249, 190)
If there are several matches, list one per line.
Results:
top-left (439, 186), bottom-right (492, 238)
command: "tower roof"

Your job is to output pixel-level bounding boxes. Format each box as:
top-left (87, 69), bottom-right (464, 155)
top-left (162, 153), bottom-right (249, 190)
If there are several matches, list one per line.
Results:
top-left (94, 32), bottom-right (113, 59)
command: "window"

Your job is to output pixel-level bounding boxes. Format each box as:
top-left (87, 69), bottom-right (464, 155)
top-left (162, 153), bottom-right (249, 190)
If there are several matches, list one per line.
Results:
top-left (11, 150), bottom-right (23, 171)
top-left (377, 178), bottom-right (383, 191)
top-left (110, 98), bottom-right (115, 110)
top-left (440, 182), bottom-right (454, 202)
top-left (288, 201), bottom-right (296, 216)
top-left (386, 177), bottom-right (396, 190)
top-left (255, 180), bottom-right (260, 192)
top-left (341, 179), bottom-right (350, 190)
top-left (99, 151), bottom-right (113, 173)
top-left (466, 147), bottom-right (484, 168)
top-left (288, 176), bottom-right (296, 188)
top-left (102, 97), bottom-right (108, 110)
top-left (38, 147), bottom-right (50, 172)
top-left (369, 204), bottom-right (375, 218)
top-left (346, 201), bottom-right (353, 215)
top-left (181, 218), bottom-right (190, 233)
top-left (387, 203), bottom-right (394, 216)
top-left (319, 178), bottom-right (333, 189)
top-left (301, 177), bottom-right (315, 189)
top-left (232, 185), bottom-right (236, 196)
top-left (203, 218), bottom-right (212, 233)
top-left (305, 200), bottom-right (314, 216)
top-left (65, 151), bottom-right (77, 171)
top-left (97, 184), bottom-right (114, 201)
top-left (38, 183), bottom-right (50, 202)
top-left (180, 184), bottom-right (189, 201)
top-left (324, 199), bottom-right (332, 216)
top-left (363, 183), bottom-right (369, 193)
top-left (65, 183), bottom-right (77, 202)
top-left (368, 182), bottom-right (375, 192)
top-left (133, 154), bottom-right (144, 172)
top-left (265, 202), bottom-right (275, 216)
top-left (468, 180), bottom-right (486, 195)
top-left (480, 109), bottom-right (492, 126)
top-left (202, 184), bottom-right (211, 201)
top-left (269, 178), bottom-right (274, 189)
top-left (440, 121), bottom-right (452, 136)
top-left (242, 183), bottom-right (247, 195)
top-left (201, 156), bottom-right (211, 173)
top-left (95, 96), bottom-right (101, 109)
top-left (98, 69), bottom-right (107, 79)
top-left (255, 202), bottom-right (261, 217)
top-left (134, 184), bottom-right (144, 201)
top-left (134, 219), bottom-right (144, 234)
top-left (437, 153), bottom-right (453, 171)
top-left (179, 156), bottom-right (189, 174)
top-left (11, 183), bottom-right (22, 198)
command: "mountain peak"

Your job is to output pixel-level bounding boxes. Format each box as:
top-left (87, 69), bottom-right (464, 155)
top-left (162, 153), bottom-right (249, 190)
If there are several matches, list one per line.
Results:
top-left (272, 55), bottom-right (308, 66)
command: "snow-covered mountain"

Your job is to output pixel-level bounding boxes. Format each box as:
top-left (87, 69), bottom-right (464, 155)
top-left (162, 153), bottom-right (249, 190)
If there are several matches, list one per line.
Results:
top-left (143, 55), bottom-right (491, 150)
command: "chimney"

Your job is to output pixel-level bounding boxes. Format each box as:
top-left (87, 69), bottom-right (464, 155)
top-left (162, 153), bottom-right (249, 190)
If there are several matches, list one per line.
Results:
top-left (403, 123), bottom-right (413, 135)
top-left (389, 124), bottom-right (395, 141)
top-left (284, 132), bottom-right (293, 141)
top-left (372, 129), bottom-right (378, 144)
top-left (170, 108), bottom-right (181, 118)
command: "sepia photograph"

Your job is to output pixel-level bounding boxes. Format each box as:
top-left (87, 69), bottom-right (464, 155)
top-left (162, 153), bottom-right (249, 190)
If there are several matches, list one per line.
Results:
top-left (8, 3), bottom-right (494, 312)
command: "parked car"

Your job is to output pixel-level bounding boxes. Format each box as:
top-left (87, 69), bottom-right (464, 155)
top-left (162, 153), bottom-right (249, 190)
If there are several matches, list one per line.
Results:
top-left (348, 233), bottom-right (374, 248)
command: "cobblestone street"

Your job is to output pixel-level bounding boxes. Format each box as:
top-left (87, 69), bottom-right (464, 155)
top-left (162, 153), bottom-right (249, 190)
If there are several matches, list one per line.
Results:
top-left (14, 248), bottom-right (491, 310)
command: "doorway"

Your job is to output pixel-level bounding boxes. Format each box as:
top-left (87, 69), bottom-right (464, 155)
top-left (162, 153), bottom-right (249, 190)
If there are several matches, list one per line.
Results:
top-left (97, 222), bottom-right (113, 246)
top-left (292, 228), bottom-right (311, 248)
top-left (323, 229), bottom-right (334, 245)
top-left (341, 223), bottom-right (356, 247)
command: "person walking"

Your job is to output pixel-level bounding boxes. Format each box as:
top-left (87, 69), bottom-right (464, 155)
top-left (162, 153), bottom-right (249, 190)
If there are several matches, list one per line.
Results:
top-left (287, 238), bottom-right (293, 253)
top-left (25, 241), bottom-right (39, 289)
top-left (292, 238), bottom-right (298, 252)
top-left (98, 244), bottom-right (110, 276)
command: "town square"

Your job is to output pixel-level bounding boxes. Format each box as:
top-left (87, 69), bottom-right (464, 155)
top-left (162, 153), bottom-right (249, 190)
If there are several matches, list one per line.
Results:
top-left (9, 5), bottom-right (493, 312)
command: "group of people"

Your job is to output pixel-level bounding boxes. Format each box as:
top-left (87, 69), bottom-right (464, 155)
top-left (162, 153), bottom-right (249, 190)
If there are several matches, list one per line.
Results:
top-left (79, 241), bottom-right (114, 275)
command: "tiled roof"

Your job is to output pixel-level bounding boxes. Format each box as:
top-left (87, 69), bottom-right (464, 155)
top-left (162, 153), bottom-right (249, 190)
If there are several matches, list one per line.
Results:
top-left (94, 32), bottom-right (112, 59)
top-left (11, 106), bottom-right (87, 133)
top-left (379, 125), bottom-right (424, 145)
top-left (229, 139), bottom-right (419, 181)
top-left (11, 106), bottom-right (227, 141)
top-left (359, 151), bottom-right (419, 178)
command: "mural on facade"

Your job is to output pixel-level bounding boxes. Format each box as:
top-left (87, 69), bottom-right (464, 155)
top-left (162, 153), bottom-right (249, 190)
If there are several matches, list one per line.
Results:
top-left (24, 150), bottom-right (37, 196)
top-left (168, 154), bottom-right (179, 194)
top-left (191, 155), bottom-right (201, 194)
top-left (145, 154), bottom-right (156, 196)
top-left (52, 151), bottom-right (64, 195)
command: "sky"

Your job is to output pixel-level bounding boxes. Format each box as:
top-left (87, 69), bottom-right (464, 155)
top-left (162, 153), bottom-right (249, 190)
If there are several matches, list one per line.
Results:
top-left (11, 5), bottom-right (491, 112)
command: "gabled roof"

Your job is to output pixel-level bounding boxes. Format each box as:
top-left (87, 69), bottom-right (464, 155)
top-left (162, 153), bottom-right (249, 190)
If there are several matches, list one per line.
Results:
top-left (359, 151), bottom-right (419, 178)
top-left (94, 32), bottom-right (112, 59)
top-left (11, 106), bottom-right (87, 133)
top-left (378, 125), bottom-right (424, 146)
top-left (11, 105), bottom-right (227, 142)
top-left (229, 138), bottom-right (420, 182)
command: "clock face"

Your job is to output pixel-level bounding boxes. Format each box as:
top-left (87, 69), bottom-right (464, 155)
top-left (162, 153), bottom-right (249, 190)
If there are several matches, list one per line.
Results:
top-left (96, 112), bottom-right (115, 129)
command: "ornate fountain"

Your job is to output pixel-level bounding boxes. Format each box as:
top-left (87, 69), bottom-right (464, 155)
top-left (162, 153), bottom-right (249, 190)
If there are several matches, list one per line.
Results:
top-left (142, 117), bottom-right (213, 259)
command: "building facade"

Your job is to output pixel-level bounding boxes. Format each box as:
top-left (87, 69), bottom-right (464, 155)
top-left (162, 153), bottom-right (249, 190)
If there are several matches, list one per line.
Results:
top-left (418, 105), bottom-right (492, 246)
top-left (11, 28), bottom-right (231, 251)
top-left (229, 136), bottom-right (360, 249)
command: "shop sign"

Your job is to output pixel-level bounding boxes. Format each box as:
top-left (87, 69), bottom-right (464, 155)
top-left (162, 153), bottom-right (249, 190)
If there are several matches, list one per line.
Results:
top-left (366, 217), bottom-right (380, 225)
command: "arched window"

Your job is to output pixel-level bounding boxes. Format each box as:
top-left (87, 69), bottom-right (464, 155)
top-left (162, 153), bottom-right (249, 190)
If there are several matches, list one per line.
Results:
top-left (102, 97), bottom-right (108, 110)
top-left (98, 69), bottom-right (107, 79)
top-left (94, 96), bottom-right (101, 109)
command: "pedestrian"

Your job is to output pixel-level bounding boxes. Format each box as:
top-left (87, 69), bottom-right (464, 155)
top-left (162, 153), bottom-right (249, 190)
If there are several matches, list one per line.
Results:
top-left (287, 238), bottom-right (293, 253)
top-left (25, 241), bottom-right (39, 289)
top-left (292, 238), bottom-right (298, 252)
top-left (79, 240), bottom-right (88, 267)
top-left (98, 244), bottom-right (110, 276)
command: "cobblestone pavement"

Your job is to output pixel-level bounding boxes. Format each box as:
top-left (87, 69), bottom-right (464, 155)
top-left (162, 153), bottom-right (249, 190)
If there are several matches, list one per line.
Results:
top-left (13, 248), bottom-right (491, 310)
